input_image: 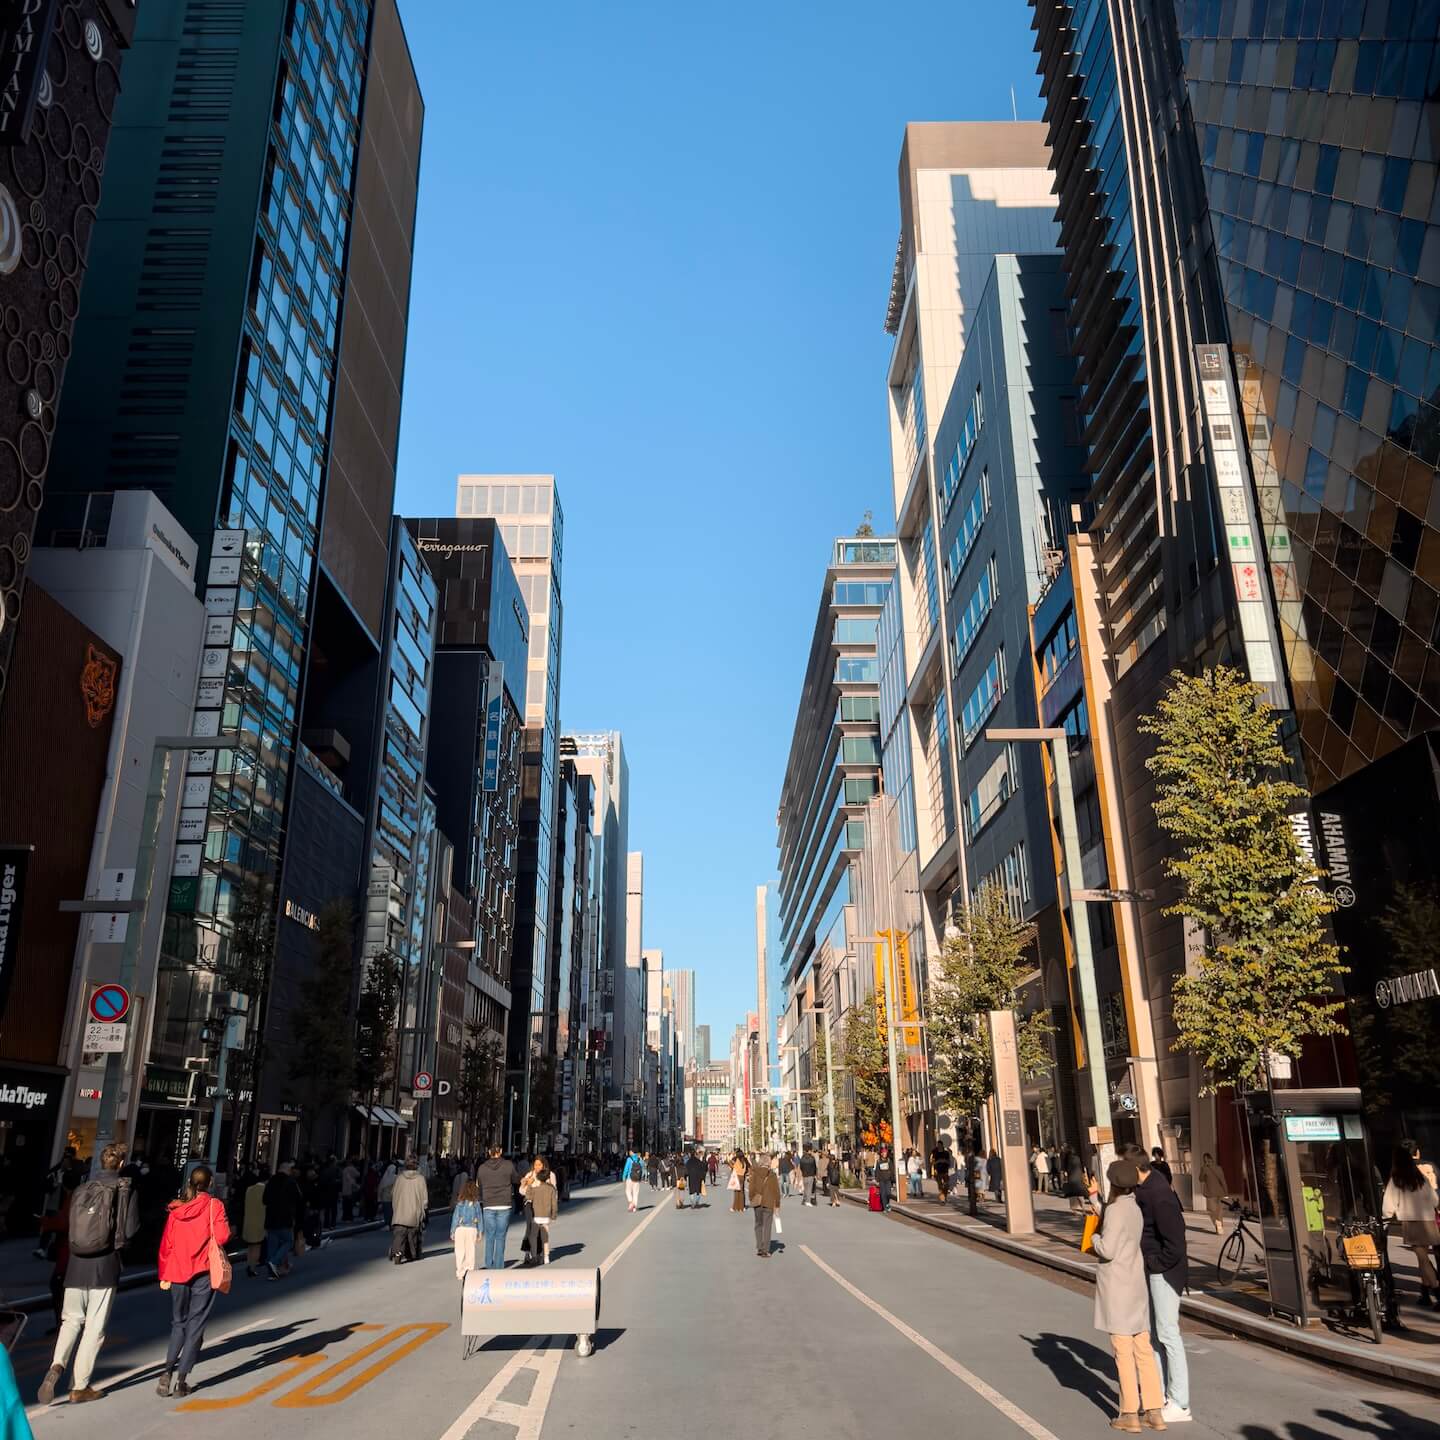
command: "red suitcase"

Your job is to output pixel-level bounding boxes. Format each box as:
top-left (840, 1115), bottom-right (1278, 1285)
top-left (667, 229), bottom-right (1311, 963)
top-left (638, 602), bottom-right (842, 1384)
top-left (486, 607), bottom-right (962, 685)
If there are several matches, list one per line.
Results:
top-left (868, 1184), bottom-right (883, 1212)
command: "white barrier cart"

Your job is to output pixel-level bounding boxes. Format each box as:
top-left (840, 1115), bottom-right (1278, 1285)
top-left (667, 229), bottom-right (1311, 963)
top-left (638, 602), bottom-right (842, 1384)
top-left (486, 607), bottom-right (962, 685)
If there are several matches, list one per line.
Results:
top-left (460, 1267), bottom-right (602, 1358)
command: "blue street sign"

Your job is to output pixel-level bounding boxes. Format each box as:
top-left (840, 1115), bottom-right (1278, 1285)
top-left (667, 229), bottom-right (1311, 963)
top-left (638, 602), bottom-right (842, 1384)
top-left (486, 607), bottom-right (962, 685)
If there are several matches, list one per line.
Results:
top-left (482, 663), bottom-right (505, 792)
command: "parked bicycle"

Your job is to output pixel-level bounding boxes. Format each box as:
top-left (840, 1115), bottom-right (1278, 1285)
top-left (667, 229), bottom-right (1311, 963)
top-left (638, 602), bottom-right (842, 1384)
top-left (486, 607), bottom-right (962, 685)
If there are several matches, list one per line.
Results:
top-left (1215, 1199), bottom-right (1265, 1285)
top-left (1333, 1216), bottom-right (1390, 1345)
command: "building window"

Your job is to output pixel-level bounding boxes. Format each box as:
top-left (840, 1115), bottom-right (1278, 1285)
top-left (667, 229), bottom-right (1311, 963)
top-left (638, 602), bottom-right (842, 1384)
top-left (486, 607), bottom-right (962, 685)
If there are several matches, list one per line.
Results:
top-left (942, 469), bottom-right (991, 592)
top-left (964, 743), bottom-right (1016, 842)
top-left (974, 841), bottom-right (1031, 919)
top-left (840, 695), bottom-right (881, 723)
top-left (844, 775), bottom-right (878, 805)
top-left (1037, 607), bottom-right (1079, 690)
top-left (836, 656), bottom-right (879, 684)
top-left (950, 557), bottom-right (998, 671)
top-left (844, 819), bottom-right (867, 850)
top-left (939, 385), bottom-right (986, 515)
top-left (1057, 694), bottom-right (1089, 743)
top-left (841, 735), bottom-right (881, 765)
top-left (834, 581), bottom-right (890, 605)
top-left (960, 649), bottom-right (1006, 749)
top-left (834, 616), bottom-right (879, 645)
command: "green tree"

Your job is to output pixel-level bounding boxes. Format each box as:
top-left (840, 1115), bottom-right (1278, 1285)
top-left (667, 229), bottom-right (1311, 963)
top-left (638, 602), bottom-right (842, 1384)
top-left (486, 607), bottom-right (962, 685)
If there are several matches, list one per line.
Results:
top-left (458, 1027), bottom-right (504, 1153)
top-left (353, 953), bottom-right (402, 1142)
top-left (287, 901), bottom-right (357, 1153)
top-left (217, 876), bottom-right (277, 1166)
top-left (1139, 666), bottom-right (1347, 1092)
top-left (528, 1056), bottom-right (558, 1149)
top-left (840, 993), bottom-right (890, 1137)
top-left (927, 884), bottom-right (1055, 1126)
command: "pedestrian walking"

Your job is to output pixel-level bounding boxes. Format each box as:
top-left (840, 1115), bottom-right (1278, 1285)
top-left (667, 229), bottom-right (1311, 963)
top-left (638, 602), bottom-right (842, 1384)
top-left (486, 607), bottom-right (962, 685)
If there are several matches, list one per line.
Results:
top-left (520, 1157), bottom-right (548, 1259)
top-left (987, 1149), bottom-right (1004, 1202)
top-left (1126, 1145), bottom-right (1190, 1424)
top-left (1034, 1144), bottom-right (1051, 1193)
top-left (622, 1149), bottom-right (644, 1211)
top-left (378, 1160), bottom-right (399, 1228)
top-left (826, 1149), bottom-right (841, 1206)
top-left (241, 1167), bottom-right (268, 1276)
top-left (1382, 1143), bottom-right (1440, 1308)
top-left (37, 1143), bottom-right (139, 1406)
top-left (904, 1149), bottom-right (923, 1201)
top-left (873, 1145), bottom-right (896, 1211)
top-left (1197, 1154), bottom-right (1228, 1235)
top-left (528, 1166), bottom-right (558, 1264)
top-left (476, 1146), bottom-right (519, 1270)
top-left (929, 1140), bottom-right (953, 1203)
top-left (262, 1162), bottom-right (303, 1279)
top-left (451, 1181), bottom-right (482, 1279)
top-left (728, 1151), bottom-right (748, 1212)
top-left (1149, 1148), bottom-right (1173, 1184)
top-left (778, 1149), bottom-right (794, 1198)
top-left (800, 1146), bottom-right (820, 1205)
top-left (341, 1158), bottom-right (361, 1223)
top-left (683, 1148), bottom-right (707, 1208)
top-left (1088, 1158), bottom-right (1168, 1433)
top-left (389, 1157), bottom-right (428, 1264)
top-left (747, 1153), bottom-right (782, 1258)
top-left (1048, 1144), bottom-right (1062, 1194)
top-left (155, 1164), bottom-right (230, 1399)
top-left (646, 1152), bottom-right (659, 1191)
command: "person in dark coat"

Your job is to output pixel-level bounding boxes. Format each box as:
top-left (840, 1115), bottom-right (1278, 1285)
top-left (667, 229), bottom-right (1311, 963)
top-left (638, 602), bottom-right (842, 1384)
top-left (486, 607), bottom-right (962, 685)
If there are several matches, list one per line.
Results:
top-left (683, 1149), bottom-right (707, 1208)
top-left (1126, 1144), bottom-right (1190, 1423)
top-left (747, 1154), bottom-right (782, 1257)
top-left (262, 1162), bottom-right (304, 1279)
top-left (873, 1145), bottom-right (897, 1211)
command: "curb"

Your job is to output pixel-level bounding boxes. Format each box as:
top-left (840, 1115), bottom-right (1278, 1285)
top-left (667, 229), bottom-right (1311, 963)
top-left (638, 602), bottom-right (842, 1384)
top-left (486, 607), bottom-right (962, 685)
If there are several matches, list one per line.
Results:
top-left (840, 1190), bottom-right (1440, 1394)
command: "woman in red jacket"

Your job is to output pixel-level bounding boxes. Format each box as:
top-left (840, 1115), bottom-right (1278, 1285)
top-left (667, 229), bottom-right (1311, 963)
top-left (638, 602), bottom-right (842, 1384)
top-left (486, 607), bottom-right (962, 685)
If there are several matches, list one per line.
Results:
top-left (156, 1164), bottom-right (230, 1398)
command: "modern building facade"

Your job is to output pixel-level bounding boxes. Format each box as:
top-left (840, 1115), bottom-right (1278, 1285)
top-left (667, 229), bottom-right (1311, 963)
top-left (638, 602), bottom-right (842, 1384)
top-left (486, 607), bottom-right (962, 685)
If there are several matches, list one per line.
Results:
top-left (454, 475), bottom-right (563, 1152)
top-left (669, 968), bottom-right (695, 1071)
top-left (624, 851), bottom-right (645, 1093)
top-left (568, 731), bottom-right (630, 1150)
top-left (43, 0), bottom-right (424, 1168)
top-left (0, 0), bottom-right (139, 715)
top-left (548, 747), bottom-right (592, 1151)
top-left (775, 536), bottom-right (896, 1139)
top-left (1029, 0), bottom-right (1440, 1175)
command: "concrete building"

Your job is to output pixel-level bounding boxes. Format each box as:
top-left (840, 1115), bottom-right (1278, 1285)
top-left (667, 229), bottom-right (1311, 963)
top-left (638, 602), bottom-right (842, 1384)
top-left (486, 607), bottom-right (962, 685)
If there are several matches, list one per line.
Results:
top-left (44, 0), bottom-right (423, 1168)
top-left (624, 852), bottom-right (645, 1093)
top-left (549, 747), bottom-right (593, 1151)
top-left (775, 536), bottom-right (896, 1142)
top-left (454, 475), bottom-right (563, 1153)
top-left (669, 968), bottom-right (695, 1070)
top-left (694, 1024), bottom-right (711, 1069)
top-left (567, 731), bottom-right (630, 1152)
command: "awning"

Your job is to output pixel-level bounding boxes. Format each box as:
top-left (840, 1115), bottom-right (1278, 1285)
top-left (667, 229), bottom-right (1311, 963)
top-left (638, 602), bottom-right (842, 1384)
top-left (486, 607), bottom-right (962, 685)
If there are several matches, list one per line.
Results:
top-left (353, 1105), bottom-right (408, 1128)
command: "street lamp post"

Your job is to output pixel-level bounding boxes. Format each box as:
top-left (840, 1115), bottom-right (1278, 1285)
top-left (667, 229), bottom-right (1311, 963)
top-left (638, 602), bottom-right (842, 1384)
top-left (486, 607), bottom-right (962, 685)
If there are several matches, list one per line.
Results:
top-left (986, 726), bottom-right (1116, 1180)
top-left (804, 1005), bottom-right (837, 1148)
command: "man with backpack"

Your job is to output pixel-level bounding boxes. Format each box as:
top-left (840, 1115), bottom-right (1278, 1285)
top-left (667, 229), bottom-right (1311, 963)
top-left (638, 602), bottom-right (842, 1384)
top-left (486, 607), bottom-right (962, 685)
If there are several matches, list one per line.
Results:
top-left (38, 1143), bottom-right (138, 1405)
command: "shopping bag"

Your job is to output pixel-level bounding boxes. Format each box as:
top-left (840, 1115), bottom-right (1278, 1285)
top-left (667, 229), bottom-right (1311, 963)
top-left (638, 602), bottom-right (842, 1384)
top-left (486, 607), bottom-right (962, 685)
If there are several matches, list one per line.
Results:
top-left (868, 1185), bottom-right (883, 1212)
top-left (1080, 1211), bottom-right (1099, 1254)
top-left (774, 1214), bottom-right (783, 1236)
top-left (727, 1171), bottom-right (741, 1191)
top-left (209, 1200), bottom-right (233, 1294)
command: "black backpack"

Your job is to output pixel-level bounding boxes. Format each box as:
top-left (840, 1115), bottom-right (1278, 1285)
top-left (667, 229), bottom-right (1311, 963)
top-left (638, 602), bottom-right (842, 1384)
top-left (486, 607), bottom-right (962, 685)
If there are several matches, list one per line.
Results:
top-left (69, 1178), bottom-right (128, 1257)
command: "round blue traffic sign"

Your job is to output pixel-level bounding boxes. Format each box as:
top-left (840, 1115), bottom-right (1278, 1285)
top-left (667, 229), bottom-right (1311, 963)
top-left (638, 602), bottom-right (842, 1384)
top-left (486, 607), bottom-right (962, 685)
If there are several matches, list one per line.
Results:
top-left (90, 984), bottom-right (130, 1022)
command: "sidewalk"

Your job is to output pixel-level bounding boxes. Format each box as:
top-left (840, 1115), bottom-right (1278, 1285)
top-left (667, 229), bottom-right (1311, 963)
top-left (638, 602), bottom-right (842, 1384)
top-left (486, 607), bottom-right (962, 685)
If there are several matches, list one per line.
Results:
top-left (842, 1179), bottom-right (1440, 1394)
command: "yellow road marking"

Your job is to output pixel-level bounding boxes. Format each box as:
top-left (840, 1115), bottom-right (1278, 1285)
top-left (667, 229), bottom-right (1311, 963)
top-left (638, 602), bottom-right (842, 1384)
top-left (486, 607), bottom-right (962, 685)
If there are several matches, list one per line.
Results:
top-left (273, 1323), bottom-right (448, 1407)
top-left (176, 1353), bottom-right (328, 1412)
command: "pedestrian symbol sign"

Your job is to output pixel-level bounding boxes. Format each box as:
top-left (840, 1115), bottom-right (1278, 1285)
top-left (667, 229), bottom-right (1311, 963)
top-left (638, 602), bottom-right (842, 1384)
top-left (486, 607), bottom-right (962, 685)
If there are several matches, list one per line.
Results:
top-left (90, 984), bottom-right (130, 1023)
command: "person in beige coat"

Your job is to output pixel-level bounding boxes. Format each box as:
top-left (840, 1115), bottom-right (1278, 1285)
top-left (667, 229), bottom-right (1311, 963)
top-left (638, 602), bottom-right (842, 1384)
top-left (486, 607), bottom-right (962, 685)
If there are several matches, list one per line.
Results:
top-left (1089, 1158), bottom-right (1167, 1434)
top-left (1197, 1153), bottom-right (1228, 1234)
top-left (389, 1158), bottom-right (429, 1265)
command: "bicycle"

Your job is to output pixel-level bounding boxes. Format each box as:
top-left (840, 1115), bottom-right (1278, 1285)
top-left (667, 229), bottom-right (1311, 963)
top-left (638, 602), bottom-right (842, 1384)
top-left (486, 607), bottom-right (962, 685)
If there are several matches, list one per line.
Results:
top-left (1334, 1216), bottom-right (1388, 1345)
top-left (1215, 1200), bottom-right (1265, 1286)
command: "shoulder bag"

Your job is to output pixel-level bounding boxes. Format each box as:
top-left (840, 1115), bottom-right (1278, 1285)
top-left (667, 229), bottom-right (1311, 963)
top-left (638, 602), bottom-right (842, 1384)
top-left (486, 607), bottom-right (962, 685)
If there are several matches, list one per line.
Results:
top-left (208, 1199), bottom-right (233, 1294)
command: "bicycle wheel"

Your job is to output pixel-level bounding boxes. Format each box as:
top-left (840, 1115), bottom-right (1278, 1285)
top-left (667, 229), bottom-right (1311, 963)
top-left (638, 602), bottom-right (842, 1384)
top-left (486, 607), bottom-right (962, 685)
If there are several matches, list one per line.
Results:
top-left (1365, 1280), bottom-right (1383, 1344)
top-left (1216, 1227), bottom-right (1246, 1285)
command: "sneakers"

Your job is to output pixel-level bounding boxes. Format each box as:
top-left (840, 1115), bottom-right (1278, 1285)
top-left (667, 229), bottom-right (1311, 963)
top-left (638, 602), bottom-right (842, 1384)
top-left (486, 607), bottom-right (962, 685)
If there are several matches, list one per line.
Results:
top-left (37, 1366), bottom-right (63, 1405)
top-left (1110, 1415), bottom-right (1141, 1433)
top-left (1141, 1410), bottom-right (1168, 1431)
top-left (1159, 1402), bottom-right (1192, 1424)
top-left (70, 1387), bottom-right (104, 1404)
top-left (266, 1263), bottom-right (280, 1280)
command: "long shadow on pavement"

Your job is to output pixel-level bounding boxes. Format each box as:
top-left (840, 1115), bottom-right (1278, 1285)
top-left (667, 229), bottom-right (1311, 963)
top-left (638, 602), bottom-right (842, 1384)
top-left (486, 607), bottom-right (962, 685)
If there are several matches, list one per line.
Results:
top-left (1021, 1331), bottom-right (1119, 1417)
top-left (1240, 1403), bottom-right (1440, 1440)
top-left (98, 1318), bottom-right (317, 1397)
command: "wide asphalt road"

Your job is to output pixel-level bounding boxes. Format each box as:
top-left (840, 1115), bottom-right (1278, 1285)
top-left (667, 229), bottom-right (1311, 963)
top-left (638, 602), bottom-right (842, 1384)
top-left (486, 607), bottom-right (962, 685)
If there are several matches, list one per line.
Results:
top-left (12, 1174), bottom-right (1440, 1439)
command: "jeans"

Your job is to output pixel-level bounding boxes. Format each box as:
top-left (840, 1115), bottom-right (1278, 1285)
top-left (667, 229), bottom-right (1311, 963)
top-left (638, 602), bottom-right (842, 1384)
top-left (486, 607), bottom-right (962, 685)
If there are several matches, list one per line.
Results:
top-left (165, 1272), bottom-right (216, 1379)
top-left (266, 1227), bottom-right (293, 1271)
top-left (907, 1175), bottom-right (923, 1198)
top-left (381, 1201), bottom-right (393, 1228)
top-left (804, 1176), bottom-right (817, 1204)
top-left (481, 1207), bottom-right (509, 1269)
top-left (877, 1180), bottom-right (893, 1211)
top-left (753, 1205), bottom-right (774, 1255)
top-left (1148, 1273), bottom-right (1189, 1410)
top-left (51, 1286), bottom-right (115, 1390)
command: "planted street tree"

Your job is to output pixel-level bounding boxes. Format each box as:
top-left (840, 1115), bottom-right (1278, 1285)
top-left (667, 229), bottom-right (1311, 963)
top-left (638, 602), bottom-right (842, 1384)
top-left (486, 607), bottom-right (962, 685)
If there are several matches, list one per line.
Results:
top-left (927, 884), bottom-right (1054, 1214)
top-left (458, 1027), bottom-right (504, 1153)
top-left (1140, 666), bottom-right (1347, 1093)
top-left (840, 993), bottom-right (890, 1145)
top-left (353, 953), bottom-right (402, 1151)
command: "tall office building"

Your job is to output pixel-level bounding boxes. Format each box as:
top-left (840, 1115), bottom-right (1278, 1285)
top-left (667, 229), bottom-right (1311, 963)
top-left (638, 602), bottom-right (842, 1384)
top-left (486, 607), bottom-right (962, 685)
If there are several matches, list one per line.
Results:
top-left (45, 0), bottom-right (423, 1165)
top-left (0, 0), bottom-right (139, 711)
top-left (454, 475), bottom-right (563, 1150)
top-left (668, 968), bottom-right (695, 1069)
top-left (775, 536), bottom-right (896, 1137)
top-left (549, 745), bottom-right (592, 1150)
top-left (624, 851), bottom-right (645, 1092)
top-left (1030, 0), bottom-right (1440, 1158)
top-left (694, 1024), bottom-right (711, 1070)
top-left (568, 731), bottom-right (630, 1147)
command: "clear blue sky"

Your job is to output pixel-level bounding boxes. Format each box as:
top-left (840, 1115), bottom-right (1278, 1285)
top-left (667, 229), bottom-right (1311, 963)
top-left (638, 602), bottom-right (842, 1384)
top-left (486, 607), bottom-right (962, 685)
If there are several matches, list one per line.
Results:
top-left (393, 1), bottom-right (1045, 1043)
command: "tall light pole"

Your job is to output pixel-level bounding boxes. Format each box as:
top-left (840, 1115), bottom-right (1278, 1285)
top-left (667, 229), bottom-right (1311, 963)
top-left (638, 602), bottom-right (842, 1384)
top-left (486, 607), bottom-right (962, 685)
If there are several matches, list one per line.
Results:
top-left (805, 1005), bottom-right (837, 1148)
top-left (986, 726), bottom-right (1116, 1180)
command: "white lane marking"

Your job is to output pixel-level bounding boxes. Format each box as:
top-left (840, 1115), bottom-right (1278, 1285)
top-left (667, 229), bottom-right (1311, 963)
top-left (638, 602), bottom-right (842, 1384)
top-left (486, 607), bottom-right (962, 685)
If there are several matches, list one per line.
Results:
top-left (599, 1196), bottom-right (669, 1277)
top-left (25, 1313), bottom-right (278, 1422)
top-left (802, 1245), bottom-right (1060, 1440)
top-left (440, 1197), bottom-right (669, 1440)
